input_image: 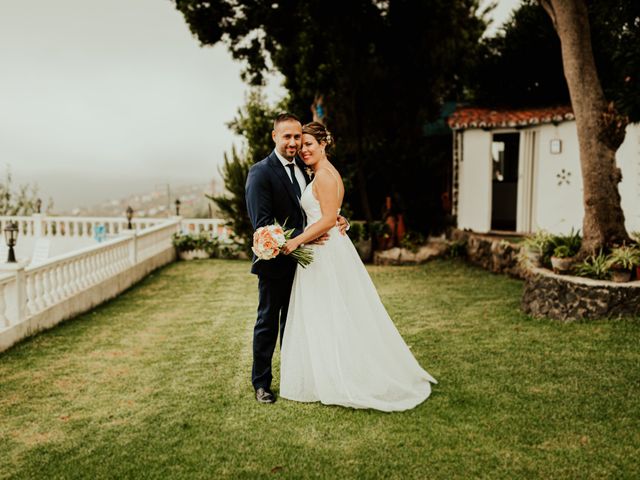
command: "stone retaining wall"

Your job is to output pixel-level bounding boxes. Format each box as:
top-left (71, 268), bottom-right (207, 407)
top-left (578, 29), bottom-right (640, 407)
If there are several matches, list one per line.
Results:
top-left (373, 240), bottom-right (449, 265)
top-left (522, 267), bottom-right (640, 320)
top-left (450, 229), bottom-right (524, 278)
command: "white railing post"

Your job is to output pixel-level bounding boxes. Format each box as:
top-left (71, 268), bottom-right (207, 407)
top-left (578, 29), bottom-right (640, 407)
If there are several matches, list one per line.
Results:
top-left (172, 215), bottom-right (183, 235)
top-left (0, 260), bottom-right (29, 326)
top-left (122, 230), bottom-right (137, 265)
top-left (33, 213), bottom-right (43, 238)
top-left (33, 214), bottom-right (44, 237)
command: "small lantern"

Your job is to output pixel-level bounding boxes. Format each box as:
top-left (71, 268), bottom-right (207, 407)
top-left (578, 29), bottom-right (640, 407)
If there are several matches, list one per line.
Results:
top-left (175, 198), bottom-right (181, 216)
top-left (35, 198), bottom-right (42, 214)
top-left (4, 221), bottom-right (18, 263)
top-left (126, 206), bottom-right (134, 230)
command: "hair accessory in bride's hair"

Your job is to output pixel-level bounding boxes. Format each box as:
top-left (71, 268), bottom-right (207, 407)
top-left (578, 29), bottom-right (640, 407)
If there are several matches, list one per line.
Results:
top-left (325, 130), bottom-right (333, 146)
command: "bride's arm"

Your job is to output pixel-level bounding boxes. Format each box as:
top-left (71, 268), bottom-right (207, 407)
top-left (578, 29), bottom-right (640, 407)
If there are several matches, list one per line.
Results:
top-left (282, 171), bottom-right (339, 254)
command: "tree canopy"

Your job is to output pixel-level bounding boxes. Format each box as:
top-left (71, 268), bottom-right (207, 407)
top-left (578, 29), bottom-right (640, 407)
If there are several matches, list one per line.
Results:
top-left (0, 168), bottom-right (51, 216)
top-left (470, 0), bottom-right (640, 122)
top-left (208, 90), bottom-right (285, 252)
top-left (174, 0), bottom-right (488, 229)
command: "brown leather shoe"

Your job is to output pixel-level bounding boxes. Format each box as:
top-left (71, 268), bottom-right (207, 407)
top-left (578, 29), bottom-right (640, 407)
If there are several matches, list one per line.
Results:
top-left (255, 387), bottom-right (276, 404)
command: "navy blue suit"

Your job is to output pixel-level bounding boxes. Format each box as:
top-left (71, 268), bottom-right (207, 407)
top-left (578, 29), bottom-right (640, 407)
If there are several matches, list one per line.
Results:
top-left (245, 151), bottom-right (310, 390)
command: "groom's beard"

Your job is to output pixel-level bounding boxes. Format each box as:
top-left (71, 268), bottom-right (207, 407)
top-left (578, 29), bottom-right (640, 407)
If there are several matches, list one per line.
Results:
top-left (279, 146), bottom-right (298, 160)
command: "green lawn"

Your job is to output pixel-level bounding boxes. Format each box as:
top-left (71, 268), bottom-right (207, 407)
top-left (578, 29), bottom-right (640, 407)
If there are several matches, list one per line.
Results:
top-left (1, 259), bottom-right (639, 479)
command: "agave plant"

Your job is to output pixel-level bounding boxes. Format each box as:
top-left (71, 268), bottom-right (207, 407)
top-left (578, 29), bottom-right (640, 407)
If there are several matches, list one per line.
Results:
top-left (522, 230), bottom-right (553, 256)
top-left (573, 250), bottom-right (610, 280)
top-left (607, 244), bottom-right (640, 271)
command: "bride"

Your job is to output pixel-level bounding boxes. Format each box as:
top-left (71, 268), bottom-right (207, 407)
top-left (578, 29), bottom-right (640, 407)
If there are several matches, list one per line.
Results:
top-left (280, 122), bottom-right (437, 412)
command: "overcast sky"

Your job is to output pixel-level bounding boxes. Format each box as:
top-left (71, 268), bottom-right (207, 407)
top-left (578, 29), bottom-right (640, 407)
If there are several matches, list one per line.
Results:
top-left (1, 0), bottom-right (520, 211)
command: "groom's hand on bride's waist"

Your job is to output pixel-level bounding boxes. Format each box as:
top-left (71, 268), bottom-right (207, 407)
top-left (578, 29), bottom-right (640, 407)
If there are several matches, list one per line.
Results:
top-left (308, 233), bottom-right (330, 245)
top-left (337, 215), bottom-right (349, 236)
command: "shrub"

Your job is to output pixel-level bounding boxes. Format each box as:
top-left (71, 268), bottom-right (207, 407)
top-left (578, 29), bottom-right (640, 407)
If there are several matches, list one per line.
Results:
top-left (448, 240), bottom-right (467, 258)
top-left (347, 221), bottom-right (369, 243)
top-left (574, 250), bottom-right (610, 280)
top-left (172, 231), bottom-right (240, 259)
top-left (400, 231), bottom-right (426, 253)
top-left (522, 230), bottom-right (553, 256)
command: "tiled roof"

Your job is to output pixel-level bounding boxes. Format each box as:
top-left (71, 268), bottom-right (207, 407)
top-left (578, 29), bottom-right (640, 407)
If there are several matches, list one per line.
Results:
top-left (447, 106), bottom-right (574, 130)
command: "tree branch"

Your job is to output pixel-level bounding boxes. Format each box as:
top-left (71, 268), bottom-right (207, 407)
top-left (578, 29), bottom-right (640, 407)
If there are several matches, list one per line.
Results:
top-left (538, 0), bottom-right (558, 31)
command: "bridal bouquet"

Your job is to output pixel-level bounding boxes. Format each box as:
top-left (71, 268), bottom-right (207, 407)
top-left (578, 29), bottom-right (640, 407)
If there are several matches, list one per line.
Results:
top-left (252, 222), bottom-right (313, 268)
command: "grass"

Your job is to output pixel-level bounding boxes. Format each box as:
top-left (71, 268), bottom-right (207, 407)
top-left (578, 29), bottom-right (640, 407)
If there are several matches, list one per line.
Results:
top-left (0, 259), bottom-right (639, 479)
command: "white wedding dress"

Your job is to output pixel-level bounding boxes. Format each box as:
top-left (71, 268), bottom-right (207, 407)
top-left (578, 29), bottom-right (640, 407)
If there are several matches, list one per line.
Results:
top-left (280, 173), bottom-right (437, 412)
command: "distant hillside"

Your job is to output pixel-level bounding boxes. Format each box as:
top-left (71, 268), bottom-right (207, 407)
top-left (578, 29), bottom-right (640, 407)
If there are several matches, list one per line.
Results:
top-left (63, 180), bottom-right (224, 219)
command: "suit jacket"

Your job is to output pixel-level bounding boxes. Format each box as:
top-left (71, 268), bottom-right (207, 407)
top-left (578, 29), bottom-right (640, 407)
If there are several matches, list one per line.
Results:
top-left (245, 150), bottom-right (311, 278)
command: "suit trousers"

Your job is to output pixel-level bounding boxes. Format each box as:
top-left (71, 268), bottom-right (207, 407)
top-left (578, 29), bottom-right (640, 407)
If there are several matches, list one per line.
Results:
top-left (252, 272), bottom-right (295, 390)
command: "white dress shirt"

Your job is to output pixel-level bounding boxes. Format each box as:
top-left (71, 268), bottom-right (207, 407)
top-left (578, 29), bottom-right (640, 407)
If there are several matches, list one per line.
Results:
top-left (274, 149), bottom-right (306, 192)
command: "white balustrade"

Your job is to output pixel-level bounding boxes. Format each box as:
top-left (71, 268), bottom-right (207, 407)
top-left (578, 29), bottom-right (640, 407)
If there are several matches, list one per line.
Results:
top-left (0, 274), bottom-right (14, 328)
top-left (0, 212), bottom-right (236, 353)
top-left (0, 219), bottom-right (180, 352)
top-left (180, 218), bottom-right (232, 240)
top-left (0, 215), bottom-right (230, 240)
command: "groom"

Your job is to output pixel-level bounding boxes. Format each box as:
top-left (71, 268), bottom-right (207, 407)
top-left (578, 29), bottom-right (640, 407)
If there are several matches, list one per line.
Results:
top-left (245, 113), bottom-right (347, 404)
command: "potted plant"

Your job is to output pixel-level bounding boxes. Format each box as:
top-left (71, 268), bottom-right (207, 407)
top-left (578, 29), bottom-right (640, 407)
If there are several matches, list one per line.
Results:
top-left (606, 245), bottom-right (640, 283)
top-left (548, 229), bottom-right (581, 273)
top-left (550, 245), bottom-right (575, 273)
top-left (520, 230), bottom-right (552, 267)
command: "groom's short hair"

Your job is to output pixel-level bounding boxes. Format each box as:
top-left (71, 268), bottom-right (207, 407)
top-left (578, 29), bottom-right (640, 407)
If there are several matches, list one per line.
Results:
top-left (273, 112), bottom-right (301, 129)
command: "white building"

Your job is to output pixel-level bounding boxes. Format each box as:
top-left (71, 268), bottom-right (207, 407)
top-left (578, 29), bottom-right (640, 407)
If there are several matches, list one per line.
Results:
top-left (448, 106), bottom-right (640, 235)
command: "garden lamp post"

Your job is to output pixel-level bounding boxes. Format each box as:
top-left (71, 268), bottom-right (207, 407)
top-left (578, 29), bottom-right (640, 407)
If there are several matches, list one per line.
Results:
top-left (4, 221), bottom-right (18, 263)
top-left (35, 198), bottom-right (42, 214)
top-left (126, 206), bottom-right (134, 230)
top-left (175, 198), bottom-right (181, 216)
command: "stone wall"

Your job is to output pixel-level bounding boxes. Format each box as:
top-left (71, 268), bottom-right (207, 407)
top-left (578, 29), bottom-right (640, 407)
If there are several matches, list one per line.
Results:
top-left (373, 240), bottom-right (449, 265)
top-left (522, 267), bottom-right (640, 321)
top-left (450, 229), bottom-right (524, 278)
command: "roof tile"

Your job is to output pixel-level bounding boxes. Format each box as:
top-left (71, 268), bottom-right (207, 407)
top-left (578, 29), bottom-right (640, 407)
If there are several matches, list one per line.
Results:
top-left (447, 106), bottom-right (574, 130)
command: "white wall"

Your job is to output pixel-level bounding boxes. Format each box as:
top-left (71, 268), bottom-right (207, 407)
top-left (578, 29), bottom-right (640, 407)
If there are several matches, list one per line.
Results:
top-left (618, 124), bottom-right (640, 234)
top-left (533, 122), bottom-right (583, 234)
top-left (457, 130), bottom-right (492, 232)
top-left (456, 121), bottom-right (640, 236)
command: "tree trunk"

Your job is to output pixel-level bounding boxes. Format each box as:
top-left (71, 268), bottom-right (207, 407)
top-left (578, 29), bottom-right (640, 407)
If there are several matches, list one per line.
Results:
top-left (540, 0), bottom-right (630, 254)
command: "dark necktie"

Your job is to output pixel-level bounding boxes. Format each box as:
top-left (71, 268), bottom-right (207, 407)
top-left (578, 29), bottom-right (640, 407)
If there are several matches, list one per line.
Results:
top-left (286, 163), bottom-right (302, 199)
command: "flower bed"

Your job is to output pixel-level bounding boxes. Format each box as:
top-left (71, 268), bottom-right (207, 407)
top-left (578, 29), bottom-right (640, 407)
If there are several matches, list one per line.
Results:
top-left (522, 266), bottom-right (640, 320)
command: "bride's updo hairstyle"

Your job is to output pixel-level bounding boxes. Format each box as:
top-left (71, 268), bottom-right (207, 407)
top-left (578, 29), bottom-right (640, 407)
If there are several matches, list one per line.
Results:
top-left (302, 122), bottom-right (334, 154)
